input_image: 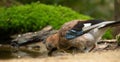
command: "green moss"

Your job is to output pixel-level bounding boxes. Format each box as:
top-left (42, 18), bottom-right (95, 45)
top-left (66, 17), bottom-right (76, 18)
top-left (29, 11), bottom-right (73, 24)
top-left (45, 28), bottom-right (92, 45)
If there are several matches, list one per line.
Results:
top-left (0, 2), bottom-right (91, 35)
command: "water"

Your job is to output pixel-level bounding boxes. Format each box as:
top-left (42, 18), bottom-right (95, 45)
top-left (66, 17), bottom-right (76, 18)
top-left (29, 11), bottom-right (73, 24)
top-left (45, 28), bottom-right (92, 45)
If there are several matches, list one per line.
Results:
top-left (0, 44), bottom-right (48, 59)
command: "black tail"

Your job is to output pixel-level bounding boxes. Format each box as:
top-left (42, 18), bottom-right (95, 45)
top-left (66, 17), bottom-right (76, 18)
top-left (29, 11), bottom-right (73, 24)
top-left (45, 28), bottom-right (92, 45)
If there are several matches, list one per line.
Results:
top-left (100, 21), bottom-right (120, 28)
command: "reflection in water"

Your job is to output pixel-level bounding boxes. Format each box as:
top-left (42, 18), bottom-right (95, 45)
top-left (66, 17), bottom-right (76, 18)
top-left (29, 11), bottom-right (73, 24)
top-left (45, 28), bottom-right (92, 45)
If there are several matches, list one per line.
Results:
top-left (0, 44), bottom-right (48, 59)
top-left (0, 45), bottom-right (16, 59)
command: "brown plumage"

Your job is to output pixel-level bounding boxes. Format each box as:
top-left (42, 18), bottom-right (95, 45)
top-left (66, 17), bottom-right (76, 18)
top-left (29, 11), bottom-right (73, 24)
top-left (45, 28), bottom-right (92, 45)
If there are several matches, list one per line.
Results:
top-left (45, 20), bottom-right (91, 56)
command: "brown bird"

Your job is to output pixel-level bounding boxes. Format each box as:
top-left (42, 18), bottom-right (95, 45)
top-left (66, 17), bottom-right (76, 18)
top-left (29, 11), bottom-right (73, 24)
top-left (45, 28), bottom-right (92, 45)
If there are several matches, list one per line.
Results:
top-left (45, 20), bottom-right (120, 56)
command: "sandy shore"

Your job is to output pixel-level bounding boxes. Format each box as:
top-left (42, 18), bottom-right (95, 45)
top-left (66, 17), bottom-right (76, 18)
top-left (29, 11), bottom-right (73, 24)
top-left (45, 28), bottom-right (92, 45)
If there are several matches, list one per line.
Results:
top-left (0, 49), bottom-right (120, 62)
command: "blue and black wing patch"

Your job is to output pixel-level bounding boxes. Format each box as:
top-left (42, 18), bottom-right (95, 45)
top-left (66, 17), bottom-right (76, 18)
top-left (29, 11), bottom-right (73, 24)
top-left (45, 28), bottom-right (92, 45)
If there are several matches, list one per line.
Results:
top-left (65, 20), bottom-right (104, 40)
top-left (65, 30), bottom-right (83, 40)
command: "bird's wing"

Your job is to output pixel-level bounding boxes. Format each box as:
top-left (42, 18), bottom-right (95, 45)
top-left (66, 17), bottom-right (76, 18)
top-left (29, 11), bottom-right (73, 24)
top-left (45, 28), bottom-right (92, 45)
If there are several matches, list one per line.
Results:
top-left (65, 21), bottom-right (120, 40)
top-left (82, 21), bottom-right (115, 32)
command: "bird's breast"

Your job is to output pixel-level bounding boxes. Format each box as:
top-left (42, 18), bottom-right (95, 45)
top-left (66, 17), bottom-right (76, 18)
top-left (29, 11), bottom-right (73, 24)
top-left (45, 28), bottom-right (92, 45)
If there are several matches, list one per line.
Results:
top-left (83, 33), bottom-right (95, 42)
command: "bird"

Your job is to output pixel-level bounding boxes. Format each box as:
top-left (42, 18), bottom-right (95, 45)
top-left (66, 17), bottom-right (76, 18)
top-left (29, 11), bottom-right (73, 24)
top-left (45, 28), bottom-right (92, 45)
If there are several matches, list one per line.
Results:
top-left (45, 20), bottom-right (81, 55)
top-left (65, 20), bottom-right (120, 51)
top-left (45, 20), bottom-right (120, 56)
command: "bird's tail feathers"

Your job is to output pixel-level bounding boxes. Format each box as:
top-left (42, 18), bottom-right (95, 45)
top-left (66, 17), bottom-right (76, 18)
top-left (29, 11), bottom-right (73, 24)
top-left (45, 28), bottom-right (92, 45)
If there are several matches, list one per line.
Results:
top-left (100, 21), bottom-right (120, 29)
top-left (83, 21), bottom-right (120, 32)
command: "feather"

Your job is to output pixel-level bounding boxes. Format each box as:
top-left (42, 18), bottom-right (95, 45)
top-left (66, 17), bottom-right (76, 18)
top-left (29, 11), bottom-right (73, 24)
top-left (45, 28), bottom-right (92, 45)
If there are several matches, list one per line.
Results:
top-left (66, 20), bottom-right (120, 40)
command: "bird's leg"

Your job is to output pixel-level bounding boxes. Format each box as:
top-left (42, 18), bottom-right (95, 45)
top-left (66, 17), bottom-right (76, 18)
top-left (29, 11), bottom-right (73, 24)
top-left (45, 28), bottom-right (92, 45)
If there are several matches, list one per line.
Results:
top-left (83, 44), bottom-right (96, 53)
top-left (48, 48), bottom-right (57, 56)
top-left (71, 48), bottom-right (78, 55)
top-left (89, 44), bottom-right (96, 52)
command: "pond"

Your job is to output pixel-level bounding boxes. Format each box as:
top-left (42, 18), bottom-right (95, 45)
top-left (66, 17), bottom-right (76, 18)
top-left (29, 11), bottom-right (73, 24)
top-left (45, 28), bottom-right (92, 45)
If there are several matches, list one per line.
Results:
top-left (0, 43), bottom-right (48, 59)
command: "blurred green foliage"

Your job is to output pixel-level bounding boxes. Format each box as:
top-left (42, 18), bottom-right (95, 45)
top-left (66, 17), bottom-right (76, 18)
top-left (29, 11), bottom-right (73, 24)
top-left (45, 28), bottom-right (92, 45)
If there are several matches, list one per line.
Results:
top-left (0, 0), bottom-right (114, 20)
top-left (0, 3), bottom-right (91, 35)
top-left (15, 0), bottom-right (114, 20)
top-left (102, 29), bottom-right (113, 39)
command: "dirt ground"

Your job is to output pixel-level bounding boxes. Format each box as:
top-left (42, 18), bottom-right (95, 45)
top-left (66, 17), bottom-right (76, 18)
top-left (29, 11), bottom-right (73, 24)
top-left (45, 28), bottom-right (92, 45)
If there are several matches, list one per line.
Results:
top-left (0, 49), bottom-right (120, 62)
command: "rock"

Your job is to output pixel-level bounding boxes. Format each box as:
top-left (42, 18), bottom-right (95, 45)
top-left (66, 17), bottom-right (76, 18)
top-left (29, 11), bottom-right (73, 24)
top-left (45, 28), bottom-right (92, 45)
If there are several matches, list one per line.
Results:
top-left (11, 26), bottom-right (58, 47)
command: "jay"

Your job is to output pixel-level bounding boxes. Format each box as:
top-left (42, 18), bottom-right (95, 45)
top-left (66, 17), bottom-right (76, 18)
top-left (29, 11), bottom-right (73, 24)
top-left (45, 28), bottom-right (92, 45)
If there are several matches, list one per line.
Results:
top-left (45, 20), bottom-right (120, 56)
